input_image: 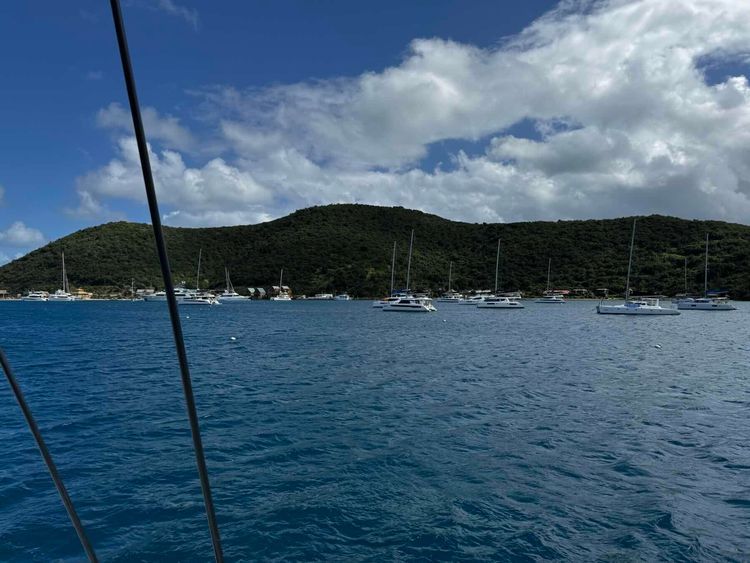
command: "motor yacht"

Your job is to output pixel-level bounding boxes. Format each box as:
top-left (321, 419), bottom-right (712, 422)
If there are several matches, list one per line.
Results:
top-left (477, 296), bottom-right (524, 309)
top-left (382, 296), bottom-right (436, 312)
top-left (21, 291), bottom-right (49, 302)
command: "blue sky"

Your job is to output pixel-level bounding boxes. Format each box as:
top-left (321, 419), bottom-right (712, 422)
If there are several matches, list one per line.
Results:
top-left (1, 0), bottom-right (750, 263)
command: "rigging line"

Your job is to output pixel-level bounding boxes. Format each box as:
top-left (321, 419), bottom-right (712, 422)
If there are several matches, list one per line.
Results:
top-left (108, 1), bottom-right (224, 561)
top-left (0, 348), bottom-right (98, 562)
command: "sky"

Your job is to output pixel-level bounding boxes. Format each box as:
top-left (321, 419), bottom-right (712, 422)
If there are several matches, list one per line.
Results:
top-left (1, 0), bottom-right (750, 263)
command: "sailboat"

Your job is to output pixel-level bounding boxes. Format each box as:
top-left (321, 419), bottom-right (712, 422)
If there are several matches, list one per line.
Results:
top-left (436, 262), bottom-right (461, 302)
top-left (535, 258), bottom-right (565, 303)
top-left (48, 252), bottom-right (77, 301)
top-left (270, 269), bottom-right (292, 301)
top-left (477, 239), bottom-right (524, 309)
top-left (180, 249), bottom-right (220, 305)
top-left (373, 241), bottom-right (401, 308)
top-left (383, 230), bottom-right (436, 312)
top-left (596, 219), bottom-right (679, 315)
top-left (676, 234), bottom-right (736, 310)
top-left (218, 268), bottom-right (249, 302)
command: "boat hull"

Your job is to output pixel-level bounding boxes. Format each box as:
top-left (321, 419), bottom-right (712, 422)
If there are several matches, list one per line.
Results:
top-left (597, 304), bottom-right (679, 315)
top-left (677, 302), bottom-right (736, 310)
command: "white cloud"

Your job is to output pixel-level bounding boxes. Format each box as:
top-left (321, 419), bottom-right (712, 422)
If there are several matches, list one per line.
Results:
top-left (150, 0), bottom-right (199, 30)
top-left (75, 137), bottom-right (272, 225)
top-left (0, 222), bottom-right (45, 247)
top-left (97, 102), bottom-right (196, 152)
top-left (78, 0), bottom-right (750, 225)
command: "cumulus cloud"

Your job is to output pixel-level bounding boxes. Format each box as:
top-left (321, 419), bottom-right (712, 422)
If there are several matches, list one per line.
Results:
top-left (0, 222), bottom-right (45, 247)
top-left (75, 137), bottom-right (272, 226)
top-left (97, 103), bottom-right (196, 152)
top-left (77, 0), bottom-right (750, 225)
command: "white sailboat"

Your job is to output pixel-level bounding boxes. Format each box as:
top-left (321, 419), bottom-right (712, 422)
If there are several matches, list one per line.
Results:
top-left (271, 269), bottom-right (292, 301)
top-left (180, 249), bottom-right (220, 305)
top-left (383, 230), bottom-right (437, 312)
top-left (219, 268), bottom-right (249, 302)
top-left (436, 262), bottom-right (461, 302)
top-left (373, 241), bottom-right (399, 308)
top-left (596, 219), bottom-right (679, 315)
top-left (48, 252), bottom-right (77, 301)
top-left (478, 239), bottom-right (524, 309)
top-left (677, 234), bottom-right (736, 311)
top-left (535, 258), bottom-right (565, 304)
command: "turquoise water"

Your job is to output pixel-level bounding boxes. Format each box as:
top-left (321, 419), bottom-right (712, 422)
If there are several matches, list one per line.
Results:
top-left (1, 300), bottom-right (749, 561)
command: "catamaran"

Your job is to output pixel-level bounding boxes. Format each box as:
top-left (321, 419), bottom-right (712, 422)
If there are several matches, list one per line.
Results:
top-left (676, 234), bottom-right (736, 311)
top-left (270, 269), bottom-right (292, 301)
top-left (178, 249), bottom-right (220, 305)
top-left (218, 268), bottom-right (249, 302)
top-left (596, 219), bottom-right (679, 315)
top-left (48, 252), bottom-right (77, 301)
top-left (535, 258), bottom-right (565, 303)
top-left (383, 230), bottom-right (437, 312)
top-left (477, 239), bottom-right (524, 309)
top-left (373, 241), bottom-right (398, 308)
top-left (436, 262), bottom-right (461, 302)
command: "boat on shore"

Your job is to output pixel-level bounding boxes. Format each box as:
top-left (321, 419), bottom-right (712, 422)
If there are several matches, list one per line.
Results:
top-left (597, 219), bottom-right (679, 315)
top-left (335, 293), bottom-right (351, 301)
top-left (310, 293), bottom-right (334, 300)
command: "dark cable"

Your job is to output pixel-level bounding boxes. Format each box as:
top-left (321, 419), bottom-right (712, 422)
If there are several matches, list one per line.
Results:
top-left (108, 1), bottom-right (224, 560)
top-left (0, 348), bottom-right (98, 562)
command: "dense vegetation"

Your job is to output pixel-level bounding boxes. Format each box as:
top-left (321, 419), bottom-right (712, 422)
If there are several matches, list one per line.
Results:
top-left (2, 204), bottom-right (749, 298)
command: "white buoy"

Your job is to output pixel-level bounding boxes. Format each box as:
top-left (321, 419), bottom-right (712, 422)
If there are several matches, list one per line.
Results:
top-left (230, 336), bottom-right (236, 341)
top-left (186, 315), bottom-right (190, 319)
top-left (653, 344), bottom-right (661, 349)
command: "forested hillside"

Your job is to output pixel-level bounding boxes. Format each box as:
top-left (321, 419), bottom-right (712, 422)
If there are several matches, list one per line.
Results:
top-left (1, 204), bottom-right (749, 298)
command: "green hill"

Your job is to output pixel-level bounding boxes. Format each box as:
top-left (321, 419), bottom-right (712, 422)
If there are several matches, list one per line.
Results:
top-left (1, 204), bottom-right (749, 298)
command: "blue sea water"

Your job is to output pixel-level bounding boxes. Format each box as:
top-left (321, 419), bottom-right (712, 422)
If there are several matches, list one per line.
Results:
top-left (1, 299), bottom-right (749, 561)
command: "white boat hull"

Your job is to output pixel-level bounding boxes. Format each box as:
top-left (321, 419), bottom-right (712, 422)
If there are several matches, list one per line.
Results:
top-left (477, 302), bottom-right (524, 309)
top-left (677, 301), bottom-right (736, 311)
top-left (597, 303), bottom-right (679, 315)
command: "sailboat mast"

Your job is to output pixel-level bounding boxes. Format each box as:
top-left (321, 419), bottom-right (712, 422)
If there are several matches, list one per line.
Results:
top-left (494, 238), bottom-right (500, 294)
top-left (389, 241), bottom-right (396, 296)
top-left (61, 252), bottom-right (66, 292)
top-left (448, 261), bottom-right (453, 292)
top-left (405, 229), bottom-right (414, 291)
top-left (624, 219), bottom-right (637, 300)
top-left (279, 268), bottom-right (283, 288)
top-left (704, 233), bottom-right (709, 297)
top-left (546, 258), bottom-right (551, 292)
top-left (684, 256), bottom-right (688, 293)
top-left (225, 267), bottom-right (230, 293)
top-left (196, 248), bottom-right (202, 291)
